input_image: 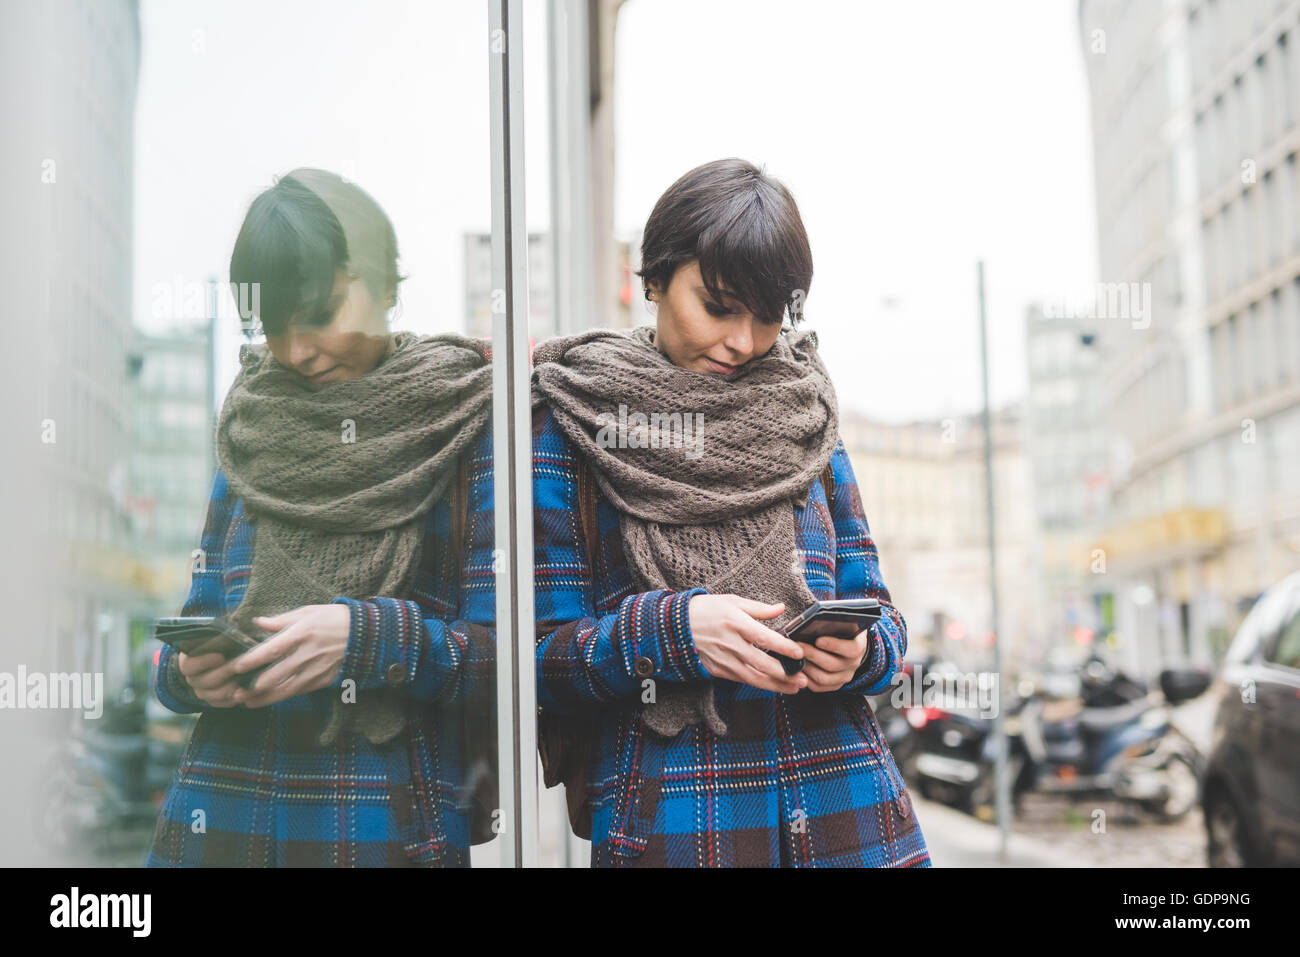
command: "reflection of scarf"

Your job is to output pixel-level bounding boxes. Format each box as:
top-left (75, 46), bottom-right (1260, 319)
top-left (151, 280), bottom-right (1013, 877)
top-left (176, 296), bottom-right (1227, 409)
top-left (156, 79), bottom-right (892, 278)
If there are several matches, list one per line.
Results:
top-left (531, 324), bottom-right (839, 738)
top-left (216, 330), bottom-right (492, 747)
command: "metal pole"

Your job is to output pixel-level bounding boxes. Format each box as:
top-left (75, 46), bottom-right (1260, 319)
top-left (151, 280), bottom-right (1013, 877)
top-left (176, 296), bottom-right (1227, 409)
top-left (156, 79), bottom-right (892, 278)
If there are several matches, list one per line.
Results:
top-left (488, 0), bottom-right (538, 868)
top-left (977, 260), bottom-right (1009, 860)
top-left (547, 0), bottom-right (597, 866)
top-left (207, 276), bottom-right (220, 483)
top-left (547, 0), bottom-right (595, 339)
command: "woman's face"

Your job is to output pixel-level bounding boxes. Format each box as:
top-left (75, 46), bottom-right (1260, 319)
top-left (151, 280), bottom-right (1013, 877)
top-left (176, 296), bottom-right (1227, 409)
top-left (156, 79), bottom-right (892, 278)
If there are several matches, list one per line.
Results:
top-left (266, 268), bottom-right (392, 388)
top-left (649, 260), bottom-right (782, 375)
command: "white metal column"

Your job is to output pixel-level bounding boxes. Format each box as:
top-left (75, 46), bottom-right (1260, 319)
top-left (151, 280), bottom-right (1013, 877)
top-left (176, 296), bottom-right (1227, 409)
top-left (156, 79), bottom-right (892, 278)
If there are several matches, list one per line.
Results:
top-left (547, 0), bottom-right (595, 339)
top-left (489, 0), bottom-right (539, 868)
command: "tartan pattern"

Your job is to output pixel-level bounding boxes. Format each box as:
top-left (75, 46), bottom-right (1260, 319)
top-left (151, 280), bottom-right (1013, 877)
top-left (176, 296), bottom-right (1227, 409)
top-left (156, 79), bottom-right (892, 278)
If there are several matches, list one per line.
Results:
top-left (534, 407), bottom-right (931, 867)
top-left (145, 428), bottom-right (497, 868)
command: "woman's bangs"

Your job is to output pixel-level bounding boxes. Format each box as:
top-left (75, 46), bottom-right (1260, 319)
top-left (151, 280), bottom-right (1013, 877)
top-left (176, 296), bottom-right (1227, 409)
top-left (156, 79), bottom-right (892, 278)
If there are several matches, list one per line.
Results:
top-left (696, 210), bottom-right (787, 324)
top-left (231, 209), bottom-right (341, 336)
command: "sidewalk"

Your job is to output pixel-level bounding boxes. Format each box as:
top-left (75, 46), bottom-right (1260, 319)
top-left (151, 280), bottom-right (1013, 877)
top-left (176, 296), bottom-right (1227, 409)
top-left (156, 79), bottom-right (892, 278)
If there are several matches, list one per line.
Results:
top-left (913, 796), bottom-right (1078, 867)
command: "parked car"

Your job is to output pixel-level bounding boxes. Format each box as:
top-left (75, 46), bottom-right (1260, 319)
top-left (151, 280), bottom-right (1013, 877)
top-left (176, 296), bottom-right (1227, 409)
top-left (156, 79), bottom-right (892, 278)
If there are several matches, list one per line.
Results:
top-left (1201, 570), bottom-right (1300, 867)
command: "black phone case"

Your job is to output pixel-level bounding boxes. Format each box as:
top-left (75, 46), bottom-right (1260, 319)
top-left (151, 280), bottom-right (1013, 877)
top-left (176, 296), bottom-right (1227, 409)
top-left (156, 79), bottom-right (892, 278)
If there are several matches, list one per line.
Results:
top-left (154, 617), bottom-right (270, 691)
top-left (768, 600), bottom-right (882, 676)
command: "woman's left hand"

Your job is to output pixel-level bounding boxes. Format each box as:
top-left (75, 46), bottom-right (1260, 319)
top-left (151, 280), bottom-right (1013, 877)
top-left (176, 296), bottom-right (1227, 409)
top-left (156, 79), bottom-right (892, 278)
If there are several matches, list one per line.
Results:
top-left (230, 604), bottom-right (351, 708)
top-left (799, 631), bottom-right (870, 693)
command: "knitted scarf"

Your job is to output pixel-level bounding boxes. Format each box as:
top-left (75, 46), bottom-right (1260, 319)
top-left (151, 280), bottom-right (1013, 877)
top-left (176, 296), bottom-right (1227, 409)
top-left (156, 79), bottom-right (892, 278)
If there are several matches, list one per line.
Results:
top-left (215, 330), bottom-right (492, 748)
top-left (531, 324), bottom-right (839, 744)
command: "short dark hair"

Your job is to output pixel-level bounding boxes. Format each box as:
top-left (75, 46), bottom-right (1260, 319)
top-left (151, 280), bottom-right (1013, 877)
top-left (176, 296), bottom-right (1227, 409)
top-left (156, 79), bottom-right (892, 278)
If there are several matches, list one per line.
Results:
top-left (637, 158), bottom-right (813, 327)
top-left (229, 168), bottom-right (402, 336)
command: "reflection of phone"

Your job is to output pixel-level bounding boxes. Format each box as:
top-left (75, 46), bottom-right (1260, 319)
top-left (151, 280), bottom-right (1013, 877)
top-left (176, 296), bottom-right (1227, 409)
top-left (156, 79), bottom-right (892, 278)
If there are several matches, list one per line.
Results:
top-left (154, 616), bottom-right (269, 690)
top-left (769, 599), bottom-right (882, 676)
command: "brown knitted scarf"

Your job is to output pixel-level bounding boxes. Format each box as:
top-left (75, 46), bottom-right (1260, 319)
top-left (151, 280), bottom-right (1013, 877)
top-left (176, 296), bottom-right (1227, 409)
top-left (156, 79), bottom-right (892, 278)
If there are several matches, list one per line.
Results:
top-left (531, 324), bottom-right (839, 741)
top-left (216, 330), bottom-right (492, 748)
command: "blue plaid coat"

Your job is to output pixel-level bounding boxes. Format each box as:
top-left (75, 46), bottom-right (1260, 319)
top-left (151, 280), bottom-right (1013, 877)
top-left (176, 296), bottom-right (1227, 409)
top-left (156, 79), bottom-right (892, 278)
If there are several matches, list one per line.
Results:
top-left (146, 428), bottom-right (497, 867)
top-left (533, 407), bottom-right (931, 867)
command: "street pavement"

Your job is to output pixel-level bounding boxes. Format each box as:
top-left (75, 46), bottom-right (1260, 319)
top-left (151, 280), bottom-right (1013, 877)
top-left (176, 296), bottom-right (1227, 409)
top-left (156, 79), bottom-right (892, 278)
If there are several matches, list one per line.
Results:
top-left (912, 791), bottom-right (1208, 867)
top-left (912, 795), bottom-right (1072, 867)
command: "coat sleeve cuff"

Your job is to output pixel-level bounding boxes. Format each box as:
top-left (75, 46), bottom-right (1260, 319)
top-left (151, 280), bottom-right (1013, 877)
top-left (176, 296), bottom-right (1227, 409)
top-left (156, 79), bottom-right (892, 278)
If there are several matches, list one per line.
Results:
top-left (332, 596), bottom-right (428, 693)
top-left (843, 618), bottom-right (898, 695)
top-left (616, 587), bottom-right (711, 683)
top-left (154, 643), bottom-right (207, 714)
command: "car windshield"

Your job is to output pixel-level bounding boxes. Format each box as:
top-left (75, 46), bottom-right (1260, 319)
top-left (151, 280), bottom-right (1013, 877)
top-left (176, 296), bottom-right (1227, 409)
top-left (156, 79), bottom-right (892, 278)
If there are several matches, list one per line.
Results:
top-left (1224, 574), bottom-right (1300, 665)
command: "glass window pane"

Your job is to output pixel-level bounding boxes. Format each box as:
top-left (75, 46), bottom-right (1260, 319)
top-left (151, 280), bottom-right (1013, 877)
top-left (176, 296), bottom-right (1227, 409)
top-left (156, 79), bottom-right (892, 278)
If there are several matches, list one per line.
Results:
top-left (7, 0), bottom-right (502, 868)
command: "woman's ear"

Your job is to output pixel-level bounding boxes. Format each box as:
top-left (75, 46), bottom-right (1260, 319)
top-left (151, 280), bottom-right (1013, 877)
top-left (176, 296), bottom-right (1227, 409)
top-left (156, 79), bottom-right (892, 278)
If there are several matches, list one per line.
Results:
top-left (643, 279), bottom-right (662, 316)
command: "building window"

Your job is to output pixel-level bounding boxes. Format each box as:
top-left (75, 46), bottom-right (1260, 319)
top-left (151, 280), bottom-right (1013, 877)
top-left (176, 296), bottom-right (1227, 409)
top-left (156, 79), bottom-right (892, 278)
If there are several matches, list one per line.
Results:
top-left (1289, 279), bottom-right (1300, 383)
top-left (1252, 301), bottom-right (1272, 395)
top-left (1241, 187), bottom-right (1255, 285)
top-left (1263, 171), bottom-right (1279, 269)
top-left (1225, 314), bottom-right (1240, 406)
top-left (1288, 153), bottom-right (1300, 256)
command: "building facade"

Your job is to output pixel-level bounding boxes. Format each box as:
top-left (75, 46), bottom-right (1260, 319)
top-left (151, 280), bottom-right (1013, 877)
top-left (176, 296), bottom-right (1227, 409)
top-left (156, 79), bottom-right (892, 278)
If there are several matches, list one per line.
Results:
top-left (3, 0), bottom-right (146, 692)
top-left (1024, 304), bottom-right (1122, 663)
top-left (1078, 0), bottom-right (1300, 678)
top-left (839, 403), bottom-right (1042, 676)
top-left (124, 326), bottom-right (217, 685)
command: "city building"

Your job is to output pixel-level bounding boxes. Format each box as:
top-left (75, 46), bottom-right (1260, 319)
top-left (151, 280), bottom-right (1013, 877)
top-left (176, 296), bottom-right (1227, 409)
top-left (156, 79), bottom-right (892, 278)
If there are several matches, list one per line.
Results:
top-left (464, 231), bottom-right (553, 340)
top-left (123, 325), bottom-right (217, 684)
top-left (1077, 0), bottom-right (1300, 678)
top-left (1023, 304), bottom-right (1116, 657)
top-left (464, 230), bottom-right (636, 340)
top-left (2, 0), bottom-right (146, 694)
top-left (839, 403), bottom-right (1042, 675)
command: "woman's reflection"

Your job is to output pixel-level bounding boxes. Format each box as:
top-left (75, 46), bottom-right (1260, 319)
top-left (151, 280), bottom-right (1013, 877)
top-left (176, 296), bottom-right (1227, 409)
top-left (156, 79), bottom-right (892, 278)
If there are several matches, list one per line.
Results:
top-left (146, 169), bottom-right (497, 867)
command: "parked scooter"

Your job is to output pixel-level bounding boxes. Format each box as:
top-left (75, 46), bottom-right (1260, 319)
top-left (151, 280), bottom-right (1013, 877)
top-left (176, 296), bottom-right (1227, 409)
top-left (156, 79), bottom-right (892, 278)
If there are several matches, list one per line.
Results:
top-left (1017, 657), bottom-right (1209, 822)
top-left (34, 685), bottom-right (193, 856)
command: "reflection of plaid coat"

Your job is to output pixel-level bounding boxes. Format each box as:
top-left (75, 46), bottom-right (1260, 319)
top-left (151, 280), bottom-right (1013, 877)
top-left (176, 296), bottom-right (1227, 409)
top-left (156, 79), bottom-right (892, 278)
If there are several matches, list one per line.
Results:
top-left (534, 407), bottom-right (931, 867)
top-left (146, 429), bottom-right (497, 868)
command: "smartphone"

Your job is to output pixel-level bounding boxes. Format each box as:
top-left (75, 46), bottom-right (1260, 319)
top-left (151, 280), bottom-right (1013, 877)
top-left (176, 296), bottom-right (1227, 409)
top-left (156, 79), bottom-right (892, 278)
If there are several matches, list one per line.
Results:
top-left (768, 599), bottom-right (882, 677)
top-left (154, 616), bottom-right (269, 690)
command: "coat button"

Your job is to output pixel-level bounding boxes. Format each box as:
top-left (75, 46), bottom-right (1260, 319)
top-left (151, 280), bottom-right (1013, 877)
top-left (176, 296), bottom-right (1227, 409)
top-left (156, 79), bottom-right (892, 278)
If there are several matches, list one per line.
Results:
top-left (895, 791), bottom-right (911, 819)
top-left (385, 663), bottom-right (406, 686)
top-left (633, 656), bottom-right (655, 678)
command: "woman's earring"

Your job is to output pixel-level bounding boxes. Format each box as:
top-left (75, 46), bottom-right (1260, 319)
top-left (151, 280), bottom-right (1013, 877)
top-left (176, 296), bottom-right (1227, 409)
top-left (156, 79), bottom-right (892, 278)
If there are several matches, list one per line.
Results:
top-left (643, 287), bottom-right (658, 317)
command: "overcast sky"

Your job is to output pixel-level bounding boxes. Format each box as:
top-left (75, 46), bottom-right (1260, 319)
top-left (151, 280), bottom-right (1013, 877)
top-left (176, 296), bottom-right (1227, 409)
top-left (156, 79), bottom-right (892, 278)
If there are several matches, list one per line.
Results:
top-left (134, 0), bottom-right (1097, 424)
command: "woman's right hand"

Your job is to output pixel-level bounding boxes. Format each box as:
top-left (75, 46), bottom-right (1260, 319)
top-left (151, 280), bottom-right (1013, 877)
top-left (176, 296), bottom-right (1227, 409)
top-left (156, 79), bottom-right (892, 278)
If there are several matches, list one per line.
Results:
top-left (687, 595), bottom-right (807, 694)
top-left (176, 651), bottom-right (245, 708)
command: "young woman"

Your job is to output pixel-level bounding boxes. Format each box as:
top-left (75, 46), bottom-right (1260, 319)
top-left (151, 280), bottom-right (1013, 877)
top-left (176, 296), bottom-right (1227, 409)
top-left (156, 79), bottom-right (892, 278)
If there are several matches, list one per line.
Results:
top-left (147, 169), bottom-right (497, 867)
top-left (531, 158), bottom-right (930, 867)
